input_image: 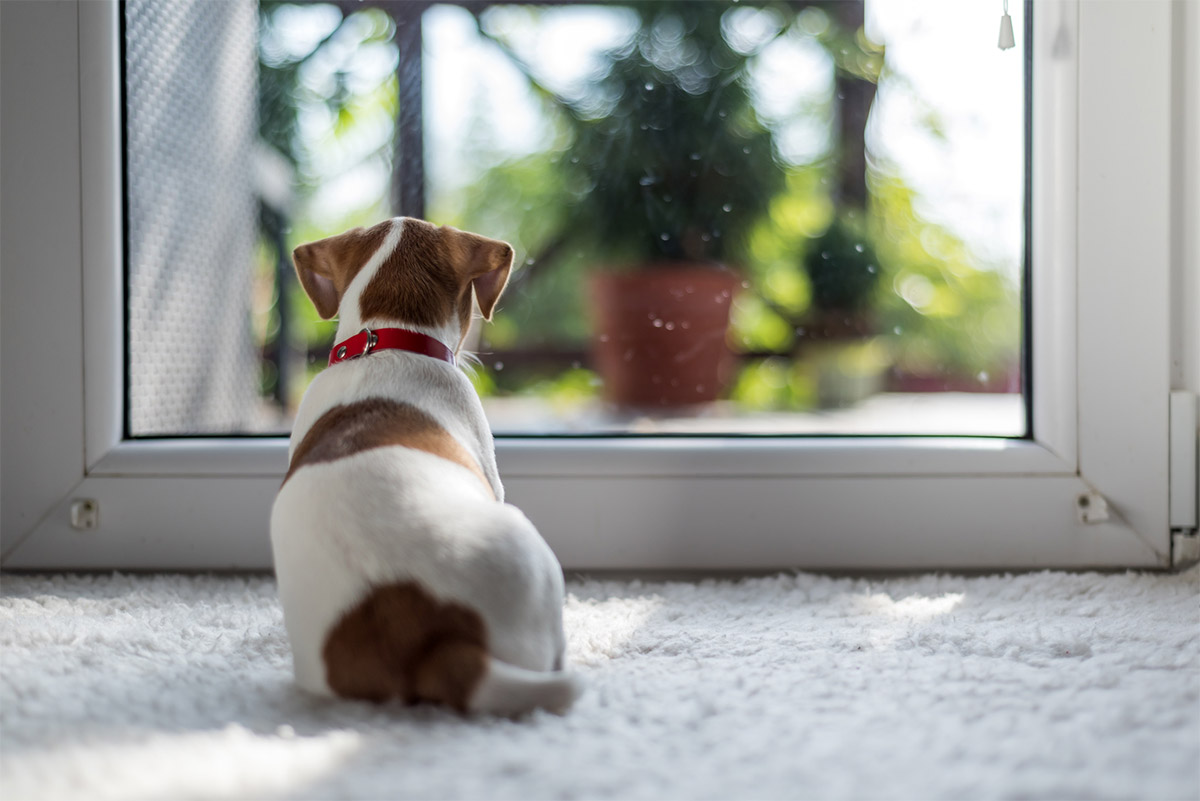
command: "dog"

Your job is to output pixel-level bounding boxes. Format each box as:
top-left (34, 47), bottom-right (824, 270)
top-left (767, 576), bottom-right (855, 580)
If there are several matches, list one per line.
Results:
top-left (270, 217), bottom-right (580, 715)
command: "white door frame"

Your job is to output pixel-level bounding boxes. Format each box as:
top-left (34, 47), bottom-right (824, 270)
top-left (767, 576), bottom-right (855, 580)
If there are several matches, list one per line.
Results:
top-left (1, 1), bottom-right (1192, 571)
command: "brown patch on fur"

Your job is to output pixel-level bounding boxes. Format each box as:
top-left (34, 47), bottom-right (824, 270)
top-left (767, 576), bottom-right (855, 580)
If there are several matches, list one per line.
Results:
top-left (293, 221), bottom-right (392, 319)
top-left (322, 581), bottom-right (489, 711)
top-left (284, 398), bottom-right (493, 496)
top-left (357, 218), bottom-right (515, 344)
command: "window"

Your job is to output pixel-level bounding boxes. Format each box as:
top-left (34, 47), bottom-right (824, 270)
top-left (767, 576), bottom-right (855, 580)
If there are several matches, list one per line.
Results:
top-left (1, 0), bottom-right (1193, 572)
top-left (126, 0), bottom-right (1026, 437)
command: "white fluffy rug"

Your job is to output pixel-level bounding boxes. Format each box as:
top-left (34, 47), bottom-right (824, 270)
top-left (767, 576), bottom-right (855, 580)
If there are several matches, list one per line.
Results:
top-left (2, 568), bottom-right (1198, 801)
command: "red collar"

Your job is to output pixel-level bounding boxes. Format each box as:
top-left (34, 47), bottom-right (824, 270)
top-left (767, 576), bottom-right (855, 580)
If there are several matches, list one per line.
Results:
top-left (328, 327), bottom-right (455, 366)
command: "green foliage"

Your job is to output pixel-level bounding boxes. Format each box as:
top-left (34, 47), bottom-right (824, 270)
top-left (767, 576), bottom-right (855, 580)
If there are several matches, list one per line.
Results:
top-left (258, 1), bottom-right (1022, 414)
top-left (803, 215), bottom-right (881, 312)
top-left (430, 152), bottom-right (593, 349)
top-left (731, 292), bottom-right (795, 352)
top-left (465, 364), bottom-right (498, 398)
top-left (868, 175), bottom-right (1020, 380)
top-left (727, 166), bottom-right (1019, 409)
top-left (488, 1), bottom-right (789, 269)
top-left (529, 368), bottom-right (603, 409)
top-left (259, 4), bottom-right (396, 179)
top-left (731, 358), bottom-right (814, 410)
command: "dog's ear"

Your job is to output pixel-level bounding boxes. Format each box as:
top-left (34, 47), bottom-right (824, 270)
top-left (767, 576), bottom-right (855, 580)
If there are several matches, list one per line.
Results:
top-left (292, 242), bottom-right (340, 319)
top-left (293, 224), bottom-right (390, 319)
top-left (445, 229), bottom-right (514, 321)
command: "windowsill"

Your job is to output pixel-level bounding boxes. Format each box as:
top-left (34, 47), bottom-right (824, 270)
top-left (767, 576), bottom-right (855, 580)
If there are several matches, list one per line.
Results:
top-left (91, 394), bottom-right (1051, 481)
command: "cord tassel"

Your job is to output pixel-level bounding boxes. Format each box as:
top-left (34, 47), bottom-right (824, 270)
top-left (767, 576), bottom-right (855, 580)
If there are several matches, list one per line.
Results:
top-left (998, 0), bottom-right (1016, 50)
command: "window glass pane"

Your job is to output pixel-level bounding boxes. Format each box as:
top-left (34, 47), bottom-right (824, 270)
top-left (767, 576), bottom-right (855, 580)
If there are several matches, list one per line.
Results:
top-left (124, 0), bottom-right (1025, 437)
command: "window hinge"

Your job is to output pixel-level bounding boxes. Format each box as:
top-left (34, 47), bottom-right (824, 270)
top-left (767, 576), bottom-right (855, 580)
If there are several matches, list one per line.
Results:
top-left (1172, 530), bottom-right (1199, 569)
top-left (1076, 491), bottom-right (1111, 524)
top-left (69, 498), bottom-right (99, 530)
top-left (1169, 391), bottom-right (1198, 527)
top-left (1169, 391), bottom-right (1198, 569)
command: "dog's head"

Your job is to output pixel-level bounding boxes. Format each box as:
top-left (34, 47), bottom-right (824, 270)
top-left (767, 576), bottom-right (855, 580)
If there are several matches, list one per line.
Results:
top-left (292, 218), bottom-right (514, 345)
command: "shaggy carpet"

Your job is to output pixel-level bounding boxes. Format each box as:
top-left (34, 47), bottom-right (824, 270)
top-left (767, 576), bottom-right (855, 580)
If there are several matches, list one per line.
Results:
top-left (1, 568), bottom-right (1197, 801)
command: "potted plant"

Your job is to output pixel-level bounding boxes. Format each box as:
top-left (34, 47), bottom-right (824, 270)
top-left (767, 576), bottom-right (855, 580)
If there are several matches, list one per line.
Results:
top-left (526, 2), bottom-right (787, 408)
top-left (799, 215), bottom-right (888, 407)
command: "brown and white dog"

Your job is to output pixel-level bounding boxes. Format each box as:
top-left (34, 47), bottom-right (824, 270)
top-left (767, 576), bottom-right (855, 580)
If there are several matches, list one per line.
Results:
top-left (270, 217), bottom-right (580, 715)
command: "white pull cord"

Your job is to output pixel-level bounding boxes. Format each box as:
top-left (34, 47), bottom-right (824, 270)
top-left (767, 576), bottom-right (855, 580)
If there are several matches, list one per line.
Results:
top-left (998, 0), bottom-right (1016, 50)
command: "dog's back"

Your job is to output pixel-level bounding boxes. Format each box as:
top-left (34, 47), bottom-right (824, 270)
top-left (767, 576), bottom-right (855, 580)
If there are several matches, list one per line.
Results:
top-left (270, 218), bottom-right (580, 714)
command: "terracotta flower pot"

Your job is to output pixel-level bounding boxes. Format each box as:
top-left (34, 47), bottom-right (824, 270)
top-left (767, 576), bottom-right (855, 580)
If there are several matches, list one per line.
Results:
top-left (589, 265), bottom-right (740, 408)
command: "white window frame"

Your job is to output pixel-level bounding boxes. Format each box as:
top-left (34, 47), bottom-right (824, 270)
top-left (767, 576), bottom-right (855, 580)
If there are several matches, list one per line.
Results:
top-left (1, 0), bottom-right (1195, 571)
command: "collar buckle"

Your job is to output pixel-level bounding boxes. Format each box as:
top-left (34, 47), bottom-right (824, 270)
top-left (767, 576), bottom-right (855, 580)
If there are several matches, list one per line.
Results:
top-left (361, 327), bottom-right (378, 357)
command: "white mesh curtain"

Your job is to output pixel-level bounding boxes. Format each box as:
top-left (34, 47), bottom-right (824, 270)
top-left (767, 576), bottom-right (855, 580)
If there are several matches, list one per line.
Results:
top-left (125, 0), bottom-right (260, 435)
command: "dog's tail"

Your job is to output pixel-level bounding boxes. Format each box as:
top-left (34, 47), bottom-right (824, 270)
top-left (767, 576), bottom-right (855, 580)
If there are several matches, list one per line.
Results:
top-left (466, 657), bottom-right (584, 716)
top-left (323, 582), bottom-right (581, 715)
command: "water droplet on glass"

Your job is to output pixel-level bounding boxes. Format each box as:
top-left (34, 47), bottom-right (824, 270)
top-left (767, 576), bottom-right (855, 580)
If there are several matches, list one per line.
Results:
top-left (854, 243), bottom-right (865, 253)
top-left (821, 251), bottom-right (831, 260)
top-left (639, 175), bottom-right (655, 186)
top-left (742, 147), bottom-right (751, 155)
top-left (977, 371), bottom-right (989, 383)
top-left (653, 318), bottom-right (664, 328)
top-left (867, 265), bottom-right (876, 274)
top-left (660, 233), bottom-right (670, 241)
top-left (570, 156), bottom-right (580, 164)
top-left (494, 361), bottom-right (504, 371)
top-left (700, 233), bottom-right (712, 242)
top-left (741, 280), bottom-right (751, 289)
top-left (690, 153), bottom-right (701, 161)
top-left (681, 321), bottom-right (691, 329)
top-left (722, 203), bottom-right (733, 213)
top-left (665, 322), bottom-right (675, 331)
top-left (644, 82), bottom-right (655, 91)
top-left (795, 326), bottom-right (806, 336)
top-left (893, 326), bottom-right (902, 335)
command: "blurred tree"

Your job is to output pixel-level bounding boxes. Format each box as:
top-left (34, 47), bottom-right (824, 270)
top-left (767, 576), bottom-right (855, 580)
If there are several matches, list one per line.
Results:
top-left (478, 1), bottom-right (788, 273)
top-left (254, 0), bottom-right (1021, 411)
top-left (257, 2), bottom-right (400, 411)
